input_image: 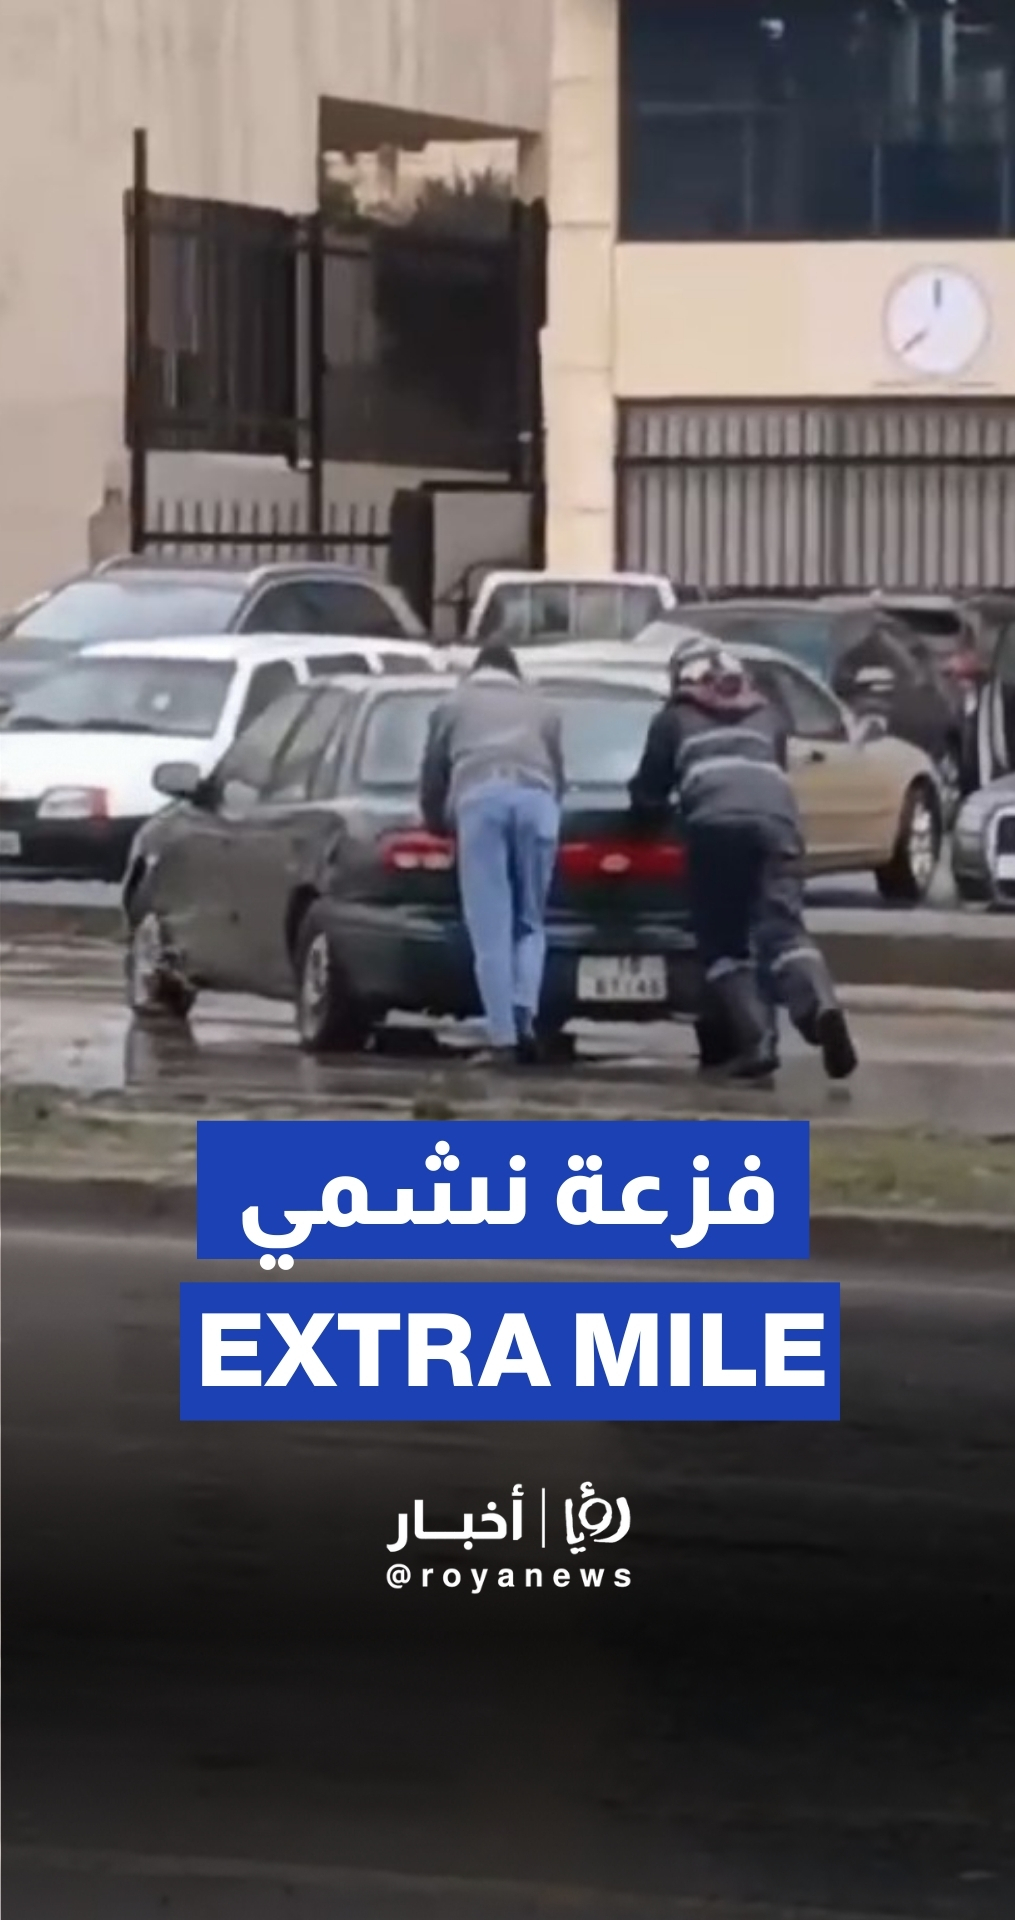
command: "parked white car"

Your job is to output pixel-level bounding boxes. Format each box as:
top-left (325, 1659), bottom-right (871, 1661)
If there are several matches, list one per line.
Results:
top-left (0, 633), bottom-right (443, 881)
top-left (462, 569), bottom-right (682, 654)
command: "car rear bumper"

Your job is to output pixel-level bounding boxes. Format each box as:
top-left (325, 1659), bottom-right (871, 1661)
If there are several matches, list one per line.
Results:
top-left (324, 903), bottom-right (702, 1023)
top-left (0, 813), bottom-right (145, 882)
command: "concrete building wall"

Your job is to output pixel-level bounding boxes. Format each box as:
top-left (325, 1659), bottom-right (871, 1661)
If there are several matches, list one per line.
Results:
top-left (0, 0), bottom-right (549, 603)
top-left (543, 0), bottom-right (1015, 572)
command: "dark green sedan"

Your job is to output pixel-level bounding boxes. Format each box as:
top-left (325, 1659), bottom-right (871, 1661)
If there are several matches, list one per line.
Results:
top-left (121, 673), bottom-right (698, 1051)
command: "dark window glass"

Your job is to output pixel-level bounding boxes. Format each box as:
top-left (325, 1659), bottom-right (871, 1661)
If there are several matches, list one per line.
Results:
top-left (477, 582), bottom-right (666, 644)
top-left (767, 661), bottom-right (849, 740)
top-left (235, 660), bottom-right (300, 734)
top-left (380, 651), bottom-right (437, 674)
top-left (305, 652), bottom-right (372, 676)
top-left (242, 579), bottom-right (405, 638)
top-left (620, 1), bottom-right (1015, 241)
top-left (357, 692), bottom-right (444, 788)
top-left (833, 632), bottom-right (908, 704)
top-left (693, 608), bottom-right (838, 680)
top-left (262, 689), bottom-right (351, 802)
top-left (215, 688), bottom-right (310, 809)
top-left (11, 577), bottom-right (244, 642)
top-left (355, 686), bottom-right (660, 791)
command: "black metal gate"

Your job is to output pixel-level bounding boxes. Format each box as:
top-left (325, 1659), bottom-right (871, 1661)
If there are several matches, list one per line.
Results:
top-left (125, 129), bottom-right (545, 571)
top-left (617, 400), bottom-right (1015, 592)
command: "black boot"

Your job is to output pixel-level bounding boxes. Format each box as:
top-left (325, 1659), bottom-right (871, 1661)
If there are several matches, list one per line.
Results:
top-left (777, 951), bottom-right (857, 1081)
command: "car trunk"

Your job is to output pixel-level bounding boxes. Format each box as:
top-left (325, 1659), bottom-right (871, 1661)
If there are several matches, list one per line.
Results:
top-left (345, 680), bottom-right (688, 922)
top-left (355, 787), bottom-right (687, 923)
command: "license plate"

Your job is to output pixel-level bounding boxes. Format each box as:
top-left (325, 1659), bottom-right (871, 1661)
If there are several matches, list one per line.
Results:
top-left (576, 955), bottom-right (667, 1003)
top-left (0, 830), bottom-right (21, 857)
top-left (996, 853), bottom-right (1015, 882)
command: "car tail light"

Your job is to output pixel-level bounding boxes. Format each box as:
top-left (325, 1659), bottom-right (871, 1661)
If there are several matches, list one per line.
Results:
top-left (380, 829), bottom-right (456, 873)
top-left (557, 839), bottom-right (687, 882)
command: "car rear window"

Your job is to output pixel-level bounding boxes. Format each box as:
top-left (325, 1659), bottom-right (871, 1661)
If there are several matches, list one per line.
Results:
top-left (356, 687), bottom-right (662, 791)
top-left (477, 583), bottom-right (665, 644)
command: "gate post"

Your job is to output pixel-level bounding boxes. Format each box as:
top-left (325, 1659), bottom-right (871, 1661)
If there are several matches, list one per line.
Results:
top-left (306, 211), bottom-right (325, 555)
top-left (127, 128), bottom-right (151, 555)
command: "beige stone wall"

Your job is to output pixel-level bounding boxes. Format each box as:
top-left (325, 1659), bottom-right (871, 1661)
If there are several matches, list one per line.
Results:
top-left (615, 242), bottom-right (1015, 399)
top-left (542, 0), bottom-right (617, 571)
top-left (0, 0), bottom-right (549, 603)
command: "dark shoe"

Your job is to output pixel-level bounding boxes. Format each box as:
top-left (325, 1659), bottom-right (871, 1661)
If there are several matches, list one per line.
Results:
top-left (816, 1007), bottom-right (858, 1081)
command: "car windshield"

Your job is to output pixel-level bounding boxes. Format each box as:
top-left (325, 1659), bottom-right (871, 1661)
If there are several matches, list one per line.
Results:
top-left (8, 577), bottom-right (246, 643)
top-left (477, 583), bottom-right (664, 644)
top-left (4, 658), bottom-right (236, 736)
top-left (357, 686), bottom-right (662, 790)
top-left (691, 609), bottom-right (836, 679)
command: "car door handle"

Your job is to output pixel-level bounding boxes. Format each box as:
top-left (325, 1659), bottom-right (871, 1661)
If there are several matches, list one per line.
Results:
top-left (807, 748), bottom-right (827, 764)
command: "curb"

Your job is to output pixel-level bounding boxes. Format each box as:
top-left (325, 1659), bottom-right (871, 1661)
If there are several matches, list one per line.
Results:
top-left (4, 1175), bottom-right (1014, 1271)
top-left (818, 927), bottom-right (1014, 995)
top-left (1, 903), bottom-right (123, 940)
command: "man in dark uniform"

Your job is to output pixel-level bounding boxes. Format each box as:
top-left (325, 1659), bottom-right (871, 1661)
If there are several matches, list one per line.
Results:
top-left (629, 636), bottom-right (857, 1082)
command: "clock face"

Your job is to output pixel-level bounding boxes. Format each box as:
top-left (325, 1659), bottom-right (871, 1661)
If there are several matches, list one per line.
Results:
top-left (885, 268), bottom-right (990, 378)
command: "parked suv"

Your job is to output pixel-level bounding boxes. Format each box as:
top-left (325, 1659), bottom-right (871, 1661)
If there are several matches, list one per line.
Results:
top-left (0, 557), bottom-right (424, 708)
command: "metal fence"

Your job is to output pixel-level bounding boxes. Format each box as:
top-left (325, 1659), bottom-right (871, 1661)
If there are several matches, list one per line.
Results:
top-left (617, 400), bottom-right (1015, 592)
top-left (125, 130), bottom-right (546, 560)
top-left (141, 495), bottom-right (390, 572)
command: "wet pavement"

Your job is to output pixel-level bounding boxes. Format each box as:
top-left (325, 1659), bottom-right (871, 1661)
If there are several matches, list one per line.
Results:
top-left (5, 1223), bottom-right (1015, 1917)
top-left (4, 939), bottom-right (1015, 1133)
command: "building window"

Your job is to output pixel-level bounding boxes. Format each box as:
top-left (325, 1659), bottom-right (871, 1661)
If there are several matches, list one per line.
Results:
top-left (619, 0), bottom-right (1015, 241)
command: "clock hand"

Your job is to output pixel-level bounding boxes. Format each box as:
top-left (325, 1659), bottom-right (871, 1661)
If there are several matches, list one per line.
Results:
top-left (901, 325), bottom-right (929, 353)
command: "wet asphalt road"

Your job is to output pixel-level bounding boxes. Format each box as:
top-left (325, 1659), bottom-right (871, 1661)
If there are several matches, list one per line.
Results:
top-left (4, 938), bottom-right (1015, 1133)
top-left (4, 1220), bottom-right (1015, 1917)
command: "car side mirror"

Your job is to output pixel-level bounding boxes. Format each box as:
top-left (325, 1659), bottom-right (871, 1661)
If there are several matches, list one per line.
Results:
top-left (153, 760), bottom-right (210, 804)
top-left (854, 712), bottom-right (887, 744)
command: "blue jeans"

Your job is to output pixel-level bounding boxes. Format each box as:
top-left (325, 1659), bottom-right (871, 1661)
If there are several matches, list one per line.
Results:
top-left (454, 781), bottom-right (560, 1048)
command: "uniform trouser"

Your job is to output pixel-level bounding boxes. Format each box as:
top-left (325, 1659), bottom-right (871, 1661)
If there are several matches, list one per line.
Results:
top-left (687, 817), bottom-right (840, 1054)
top-left (454, 780), bottom-right (560, 1049)
top-left (753, 828), bottom-right (840, 1044)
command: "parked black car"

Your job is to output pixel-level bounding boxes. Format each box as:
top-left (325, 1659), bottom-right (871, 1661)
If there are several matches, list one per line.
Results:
top-left (122, 673), bottom-right (698, 1050)
top-left (0, 557), bottom-right (423, 708)
top-left (688, 597), bottom-right (972, 816)
top-left (953, 613), bottom-right (1015, 906)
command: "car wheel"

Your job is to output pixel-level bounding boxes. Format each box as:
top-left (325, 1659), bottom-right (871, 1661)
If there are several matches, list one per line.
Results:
top-left (875, 780), bottom-right (943, 905)
top-left (125, 909), bottom-right (196, 1021)
top-left (953, 868), bottom-right (990, 906)
top-left (294, 904), bottom-right (370, 1054)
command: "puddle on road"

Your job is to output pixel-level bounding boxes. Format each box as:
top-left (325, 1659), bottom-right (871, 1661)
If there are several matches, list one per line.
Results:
top-left (3, 984), bottom-right (1015, 1132)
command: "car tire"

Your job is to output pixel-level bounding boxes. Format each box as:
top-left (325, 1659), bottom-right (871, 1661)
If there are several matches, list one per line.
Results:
top-left (874, 780), bottom-right (943, 905)
top-left (953, 869), bottom-right (990, 906)
top-left (293, 903), bottom-right (370, 1054)
top-left (125, 908), bottom-right (196, 1021)
top-left (934, 741), bottom-right (965, 827)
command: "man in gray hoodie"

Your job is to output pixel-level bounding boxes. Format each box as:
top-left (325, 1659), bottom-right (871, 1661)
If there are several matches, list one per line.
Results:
top-left (420, 642), bottom-right (565, 1064)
